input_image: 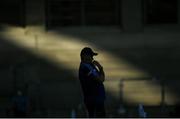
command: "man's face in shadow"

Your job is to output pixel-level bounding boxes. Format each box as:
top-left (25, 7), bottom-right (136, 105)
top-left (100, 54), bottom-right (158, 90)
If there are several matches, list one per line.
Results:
top-left (82, 54), bottom-right (94, 63)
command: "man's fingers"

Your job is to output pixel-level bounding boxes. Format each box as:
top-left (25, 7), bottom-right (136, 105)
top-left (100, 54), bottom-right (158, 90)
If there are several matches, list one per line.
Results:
top-left (93, 60), bottom-right (103, 69)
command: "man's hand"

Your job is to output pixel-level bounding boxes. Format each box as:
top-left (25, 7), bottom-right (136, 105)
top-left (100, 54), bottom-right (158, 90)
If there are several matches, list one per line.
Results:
top-left (93, 60), bottom-right (105, 82)
top-left (93, 60), bottom-right (103, 71)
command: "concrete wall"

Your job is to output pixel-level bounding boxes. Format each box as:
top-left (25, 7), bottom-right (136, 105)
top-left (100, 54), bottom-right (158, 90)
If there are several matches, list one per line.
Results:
top-left (0, 0), bottom-right (180, 117)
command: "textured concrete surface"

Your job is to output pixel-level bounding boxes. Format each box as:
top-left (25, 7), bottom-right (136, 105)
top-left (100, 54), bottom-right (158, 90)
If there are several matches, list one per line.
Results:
top-left (0, 25), bottom-right (180, 117)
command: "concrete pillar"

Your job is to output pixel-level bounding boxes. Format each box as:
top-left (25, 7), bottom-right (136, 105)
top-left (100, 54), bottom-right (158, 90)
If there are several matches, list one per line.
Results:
top-left (178, 0), bottom-right (180, 25)
top-left (25, 0), bottom-right (45, 31)
top-left (121, 0), bottom-right (143, 32)
top-left (25, 64), bottom-right (42, 114)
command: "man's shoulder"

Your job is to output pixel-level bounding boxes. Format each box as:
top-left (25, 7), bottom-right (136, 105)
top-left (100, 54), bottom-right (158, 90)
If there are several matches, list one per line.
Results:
top-left (79, 62), bottom-right (90, 74)
top-left (80, 62), bottom-right (91, 70)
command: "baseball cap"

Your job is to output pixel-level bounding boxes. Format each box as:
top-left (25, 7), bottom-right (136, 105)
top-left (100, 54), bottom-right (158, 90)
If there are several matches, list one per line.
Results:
top-left (80, 47), bottom-right (98, 57)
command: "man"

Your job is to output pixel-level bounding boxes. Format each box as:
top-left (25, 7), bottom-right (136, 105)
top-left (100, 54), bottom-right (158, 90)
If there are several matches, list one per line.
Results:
top-left (12, 90), bottom-right (30, 117)
top-left (79, 47), bottom-right (106, 117)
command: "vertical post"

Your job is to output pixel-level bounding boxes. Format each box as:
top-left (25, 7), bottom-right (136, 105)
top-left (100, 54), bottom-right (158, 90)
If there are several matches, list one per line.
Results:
top-left (178, 0), bottom-right (180, 25)
top-left (26, 64), bottom-right (42, 116)
top-left (11, 66), bottom-right (17, 94)
top-left (45, 0), bottom-right (50, 30)
top-left (118, 79), bottom-right (126, 115)
top-left (121, 0), bottom-right (143, 32)
top-left (25, 0), bottom-right (45, 30)
top-left (22, 0), bottom-right (26, 27)
top-left (115, 0), bottom-right (120, 25)
top-left (161, 79), bottom-right (165, 105)
top-left (160, 79), bottom-right (166, 115)
top-left (119, 79), bottom-right (124, 103)
top-left (142, 0), bottom-right (146, 25)
top-left (81, 0), bottom-right (86, 26)
top-left (35, 35), bottom-right (39, 51)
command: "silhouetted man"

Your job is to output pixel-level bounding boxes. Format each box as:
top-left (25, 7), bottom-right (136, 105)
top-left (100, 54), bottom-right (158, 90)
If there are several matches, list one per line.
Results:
top-left (12, 90), bottom-right (30, 117)
top-left (79, 47), bottom-right (106, 117)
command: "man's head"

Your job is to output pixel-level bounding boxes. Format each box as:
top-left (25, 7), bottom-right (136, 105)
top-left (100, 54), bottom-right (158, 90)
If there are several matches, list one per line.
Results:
top-left (80, 47), bottom-right (98, 62)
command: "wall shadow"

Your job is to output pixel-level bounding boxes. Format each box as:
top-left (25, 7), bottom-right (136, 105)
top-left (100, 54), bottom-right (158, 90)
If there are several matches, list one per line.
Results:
top-left (0, 27), bottom-right (135, 118)
top-left (47, 27), bottom-right (180, 116)
top-left (0, 31), bottom-right (82, 117)
top-left (50, 27), bottom-right (180, 95)
top-left (0, 26), bottom-right (179, 117)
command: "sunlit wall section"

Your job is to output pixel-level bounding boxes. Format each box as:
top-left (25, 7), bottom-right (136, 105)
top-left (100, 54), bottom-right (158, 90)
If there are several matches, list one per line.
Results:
top-left (0, 25), bottom-right (178, 105)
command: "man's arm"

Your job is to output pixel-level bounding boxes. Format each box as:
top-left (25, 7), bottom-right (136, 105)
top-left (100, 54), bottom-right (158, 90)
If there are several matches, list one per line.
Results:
top-left (98, 67), bottom-right (105, 82)
top-left (93, 60), bottom-right (105, 82)
top-left (82, 62), bottom-right (105, 83)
